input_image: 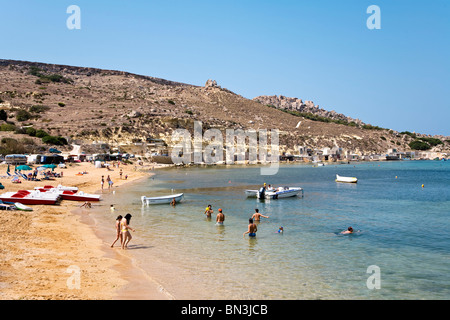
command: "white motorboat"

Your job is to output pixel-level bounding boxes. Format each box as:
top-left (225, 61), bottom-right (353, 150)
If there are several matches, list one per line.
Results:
top-left (141, 193), bottom-right (184, 205)
top-left (245, 190), bottom-right (258, 197)
top-left (245, 186), bottom-right (277, 197)
top-left (257, 186), bottom-right (303, 199)
top-left (335, 174), bottom-right (358, 183)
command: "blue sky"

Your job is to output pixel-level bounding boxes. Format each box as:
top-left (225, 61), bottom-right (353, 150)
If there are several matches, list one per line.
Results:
top-left (1, 0), bottom-right (449, 135)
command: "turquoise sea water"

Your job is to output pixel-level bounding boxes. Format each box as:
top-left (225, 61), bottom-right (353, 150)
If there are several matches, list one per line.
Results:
top-left (91, 161), bottom-right (450, 299)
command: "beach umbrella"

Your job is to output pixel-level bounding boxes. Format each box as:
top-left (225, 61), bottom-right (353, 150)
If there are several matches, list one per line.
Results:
top-left (16, 165), bottom-right (32, 171)
top-left (42, 164), bottom-right (57, 169)
top-left (42, 164), bottom-right (57, 171)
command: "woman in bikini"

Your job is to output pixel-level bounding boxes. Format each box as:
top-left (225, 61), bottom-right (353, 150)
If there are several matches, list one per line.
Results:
top-left (110, 215), bottom-right (123, 247)
top-left (121, 213), bottom-right (135, 249)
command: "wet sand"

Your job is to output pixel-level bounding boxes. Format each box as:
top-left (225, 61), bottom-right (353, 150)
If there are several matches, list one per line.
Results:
top-left (0, 161), bottom-right (172, 300)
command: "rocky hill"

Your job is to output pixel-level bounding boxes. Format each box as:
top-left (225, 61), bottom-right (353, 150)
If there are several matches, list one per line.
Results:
top-left (253, 95), bottom-right (365, 127)
top-left (1, 59), bottom-right (448, 157)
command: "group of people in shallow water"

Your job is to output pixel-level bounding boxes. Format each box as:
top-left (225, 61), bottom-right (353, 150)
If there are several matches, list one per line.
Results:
top-left (109, 203), bottom-right (354, 249)
top-left (204, 205), bottom-right (281, 238)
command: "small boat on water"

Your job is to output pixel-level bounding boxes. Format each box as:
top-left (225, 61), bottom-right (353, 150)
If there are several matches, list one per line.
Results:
top-left (141, 193), bottom-right (184, 205)
top-left (0, 190), bottom-right (61, 205)
top-left (257, 186), bottom-right (303, 200)
top-left (335, 174), bottom-right (358, 183)
top-left (245, 187), bottom-right (285, 198)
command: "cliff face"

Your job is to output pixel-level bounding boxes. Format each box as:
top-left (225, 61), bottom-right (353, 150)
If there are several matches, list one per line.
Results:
top-left (0, 59), bottom-right (447, 156)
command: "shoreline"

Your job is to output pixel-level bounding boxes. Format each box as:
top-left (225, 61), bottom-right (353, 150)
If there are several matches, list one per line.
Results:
top-left (76, 174), bottom-right (175, 300)
top-left (1, 159), bottom-right (433, 300)
top-left (0, 161), bottom-right (172, 300)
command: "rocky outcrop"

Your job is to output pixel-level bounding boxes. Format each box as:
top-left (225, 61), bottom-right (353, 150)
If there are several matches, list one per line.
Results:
top-left (205, 79), bottom-right (219, 88)
top-left (253, 95), bottom-right (364, 126)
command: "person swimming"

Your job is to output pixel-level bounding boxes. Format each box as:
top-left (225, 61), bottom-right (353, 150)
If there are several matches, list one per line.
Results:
top-left (277, 226), bottom-right (284, 233)
top-left (340, 226), bottom-right (354, 234)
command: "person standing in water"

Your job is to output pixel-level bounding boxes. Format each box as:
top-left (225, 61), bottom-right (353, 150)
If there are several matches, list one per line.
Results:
top-left (243, 218), bottom-right (258, 238)
top-left (110, 215), bottom-right (123, 247)
top-left (121, 213), bottom-right (135, 249)
top-left (216, 208), bottom-right (225, 225)
top-left (204, 204), bottom-right (213, 219)
top-left (251, 208), bottom-right (269, 221)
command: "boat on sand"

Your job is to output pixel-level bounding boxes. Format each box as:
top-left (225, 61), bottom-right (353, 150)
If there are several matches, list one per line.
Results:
top-left (0, 190), bottom-right (61, 205)
top-left (35, 184), bottom-right (79, 192)
top-left (38, 189), bottom-right (101, 201)
top-left (14, 202), bottom-right (33, 211)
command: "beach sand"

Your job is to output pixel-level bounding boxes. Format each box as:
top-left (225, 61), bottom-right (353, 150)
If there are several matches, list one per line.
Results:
top-left (0, 161), bottom-right (172, 300)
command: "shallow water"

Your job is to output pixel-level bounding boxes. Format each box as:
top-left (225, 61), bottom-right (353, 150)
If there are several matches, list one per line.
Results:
top-left (91, 161), bottom-right (450, 299)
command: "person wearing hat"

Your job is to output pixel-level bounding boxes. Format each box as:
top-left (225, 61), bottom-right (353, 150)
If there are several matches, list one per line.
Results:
top-left (216, 208), bottom-right (225, 225)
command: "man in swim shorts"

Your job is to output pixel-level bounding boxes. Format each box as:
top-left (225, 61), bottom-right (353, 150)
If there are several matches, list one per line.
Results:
top-left (216, 208), bottom-right (225, 225)
top-left (243, 218), bottom-right (257, 238)
top-left (251, 208), bottom-right (269, 221)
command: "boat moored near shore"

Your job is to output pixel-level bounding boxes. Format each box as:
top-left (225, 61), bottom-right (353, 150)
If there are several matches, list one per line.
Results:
top-left (141, 193), bottom-right (184, 205)
top-left (335, 174), bottom-right (358, 183)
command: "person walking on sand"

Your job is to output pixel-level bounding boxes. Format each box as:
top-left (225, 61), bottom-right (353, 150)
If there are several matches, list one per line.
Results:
top-left (243, 218), bottom-right (258, 238)
top-left (101, 176), bottom-right (105, 190)
top-left (251, 208), bottom-right (269, 221)
top-left (216, 208), bottom-right (225, 225)
top-left (121, 213), bottom-right (135, 249)
top-left (111, 215), bottom-right (123, 247)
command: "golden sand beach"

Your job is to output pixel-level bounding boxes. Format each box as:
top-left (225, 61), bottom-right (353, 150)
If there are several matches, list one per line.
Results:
top-left (0, 161), bottom-right (171, 300)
